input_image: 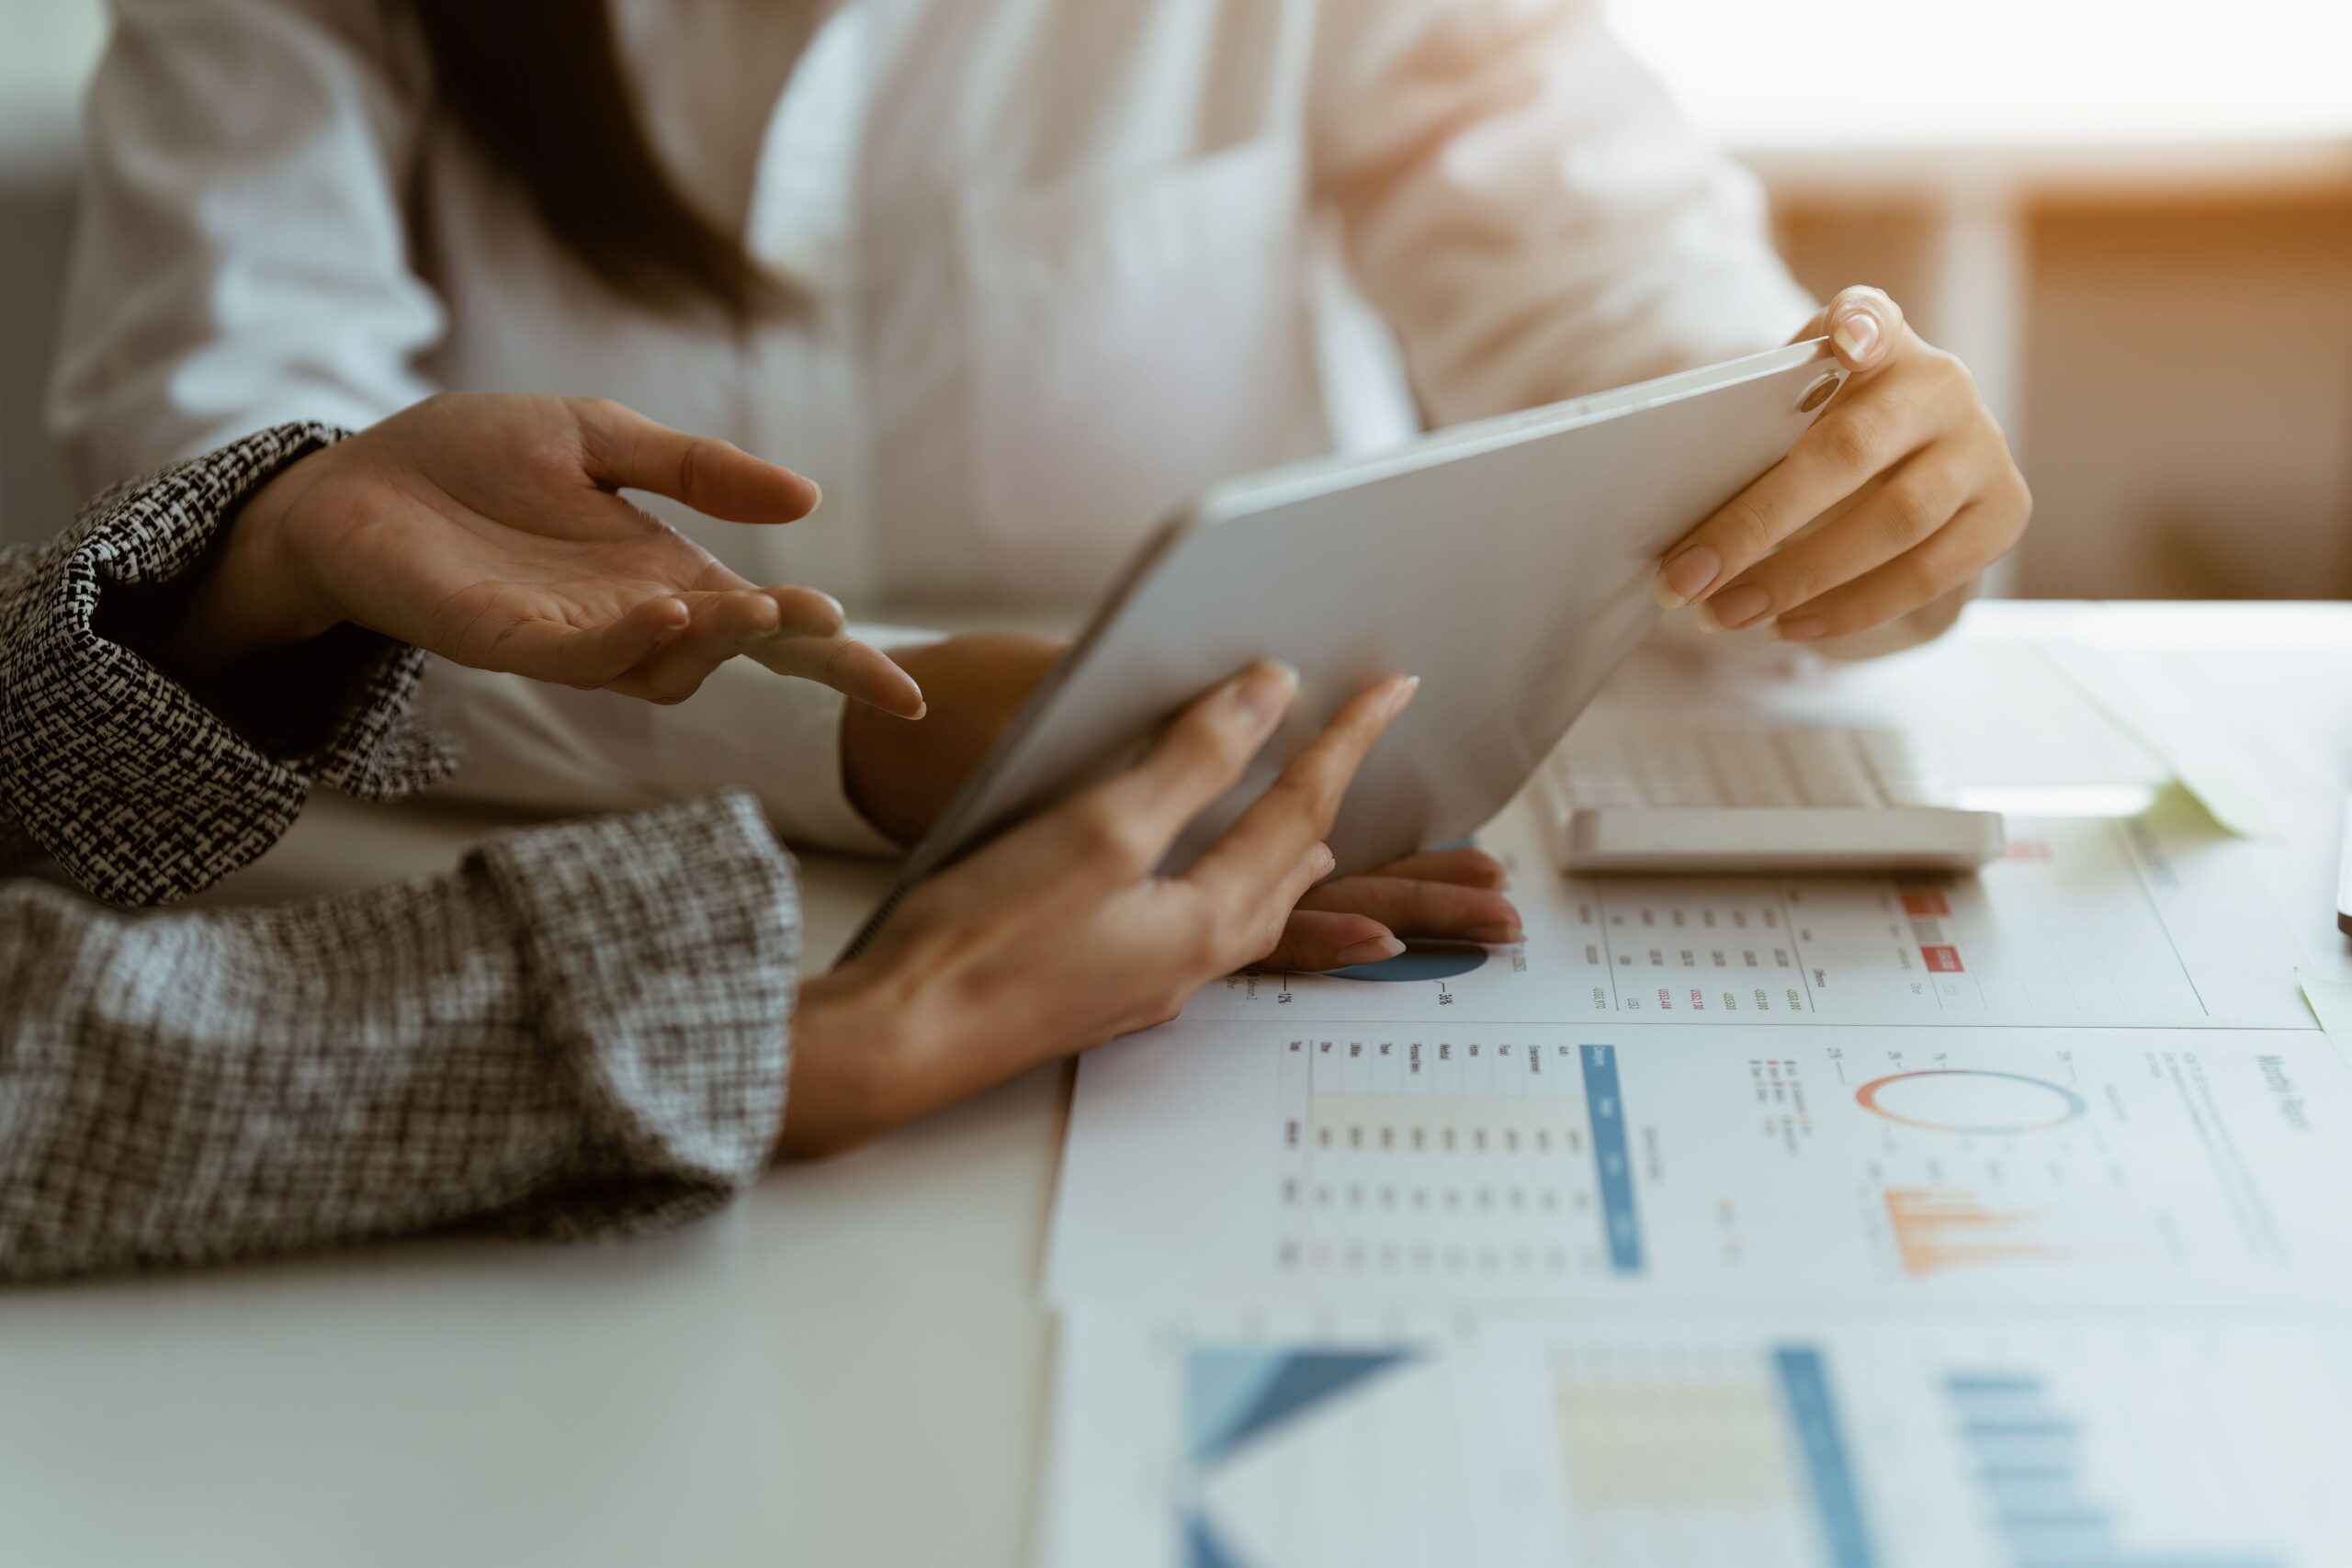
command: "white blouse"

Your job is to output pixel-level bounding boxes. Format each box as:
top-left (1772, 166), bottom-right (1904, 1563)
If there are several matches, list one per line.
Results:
top-left (50, 0), bottom-right (1828, 849)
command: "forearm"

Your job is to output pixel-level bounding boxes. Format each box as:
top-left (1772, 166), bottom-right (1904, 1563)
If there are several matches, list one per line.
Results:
top-left (152, 445), bottom-right (345, 678)
top-left (0, 793), bottom-right (797, 1282)
top-left (0, 424), bottom-right (455, 904)
top-left (1312, 0), bottom-right (1813, 422)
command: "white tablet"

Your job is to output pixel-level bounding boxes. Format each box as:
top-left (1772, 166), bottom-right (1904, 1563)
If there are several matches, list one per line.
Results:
top-left (847, 340), bottom-right (1845, 953)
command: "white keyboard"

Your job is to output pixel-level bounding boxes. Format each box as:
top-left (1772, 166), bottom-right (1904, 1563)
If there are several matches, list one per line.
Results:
top-left (1535, 722), bottom-right (2006, 874)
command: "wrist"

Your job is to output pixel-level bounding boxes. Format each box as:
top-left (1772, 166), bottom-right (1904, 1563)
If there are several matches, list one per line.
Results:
top-left (776, 964), bottom-right (917, 1160)
top-left (160, 452), bottom-right (345, 678)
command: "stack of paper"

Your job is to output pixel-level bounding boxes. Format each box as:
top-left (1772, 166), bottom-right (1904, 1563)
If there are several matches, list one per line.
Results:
top-left (1033, 636), bottom-right (2352, 1568)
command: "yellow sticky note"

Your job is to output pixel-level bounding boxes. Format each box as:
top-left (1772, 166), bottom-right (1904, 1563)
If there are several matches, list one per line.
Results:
top-left (2040, 641), bottom-right (2278, 838)
top-left (2296, 968), bottom-right (2352, 1064)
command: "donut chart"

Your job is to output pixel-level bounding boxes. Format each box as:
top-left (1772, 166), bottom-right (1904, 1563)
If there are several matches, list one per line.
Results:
top-left (1854, 1068), bottom-right (2087, 1135)
top-left (1329, 942), bottom-right (1491, 984)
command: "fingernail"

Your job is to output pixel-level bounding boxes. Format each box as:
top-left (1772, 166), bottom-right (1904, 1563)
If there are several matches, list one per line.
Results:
top-left (1334, 935), bottom-right (1407, 967)
top-left (1707, 584), bottom-right (1772, 630)
top-left (1385, 674), bottom-right (1420, 719)
top-left (1235, 661), bottom-right (1299, 732)
top-left (1832, 310), bottom-right (1880, 363)
top-left (1770, 615), bottom-right (1828, 643)
top-left (1465, 922), bottom-right (1526, 944)
top-left (1314, 843), bottom-right (1336, 877)
top-left (1651, 547), bottom-right (1722, 609)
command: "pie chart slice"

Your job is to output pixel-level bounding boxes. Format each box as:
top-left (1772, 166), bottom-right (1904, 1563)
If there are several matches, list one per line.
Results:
top-left (1855, 1069), bottom-right (2087, 1134)
top-left (1329, 942), bottom-right (1490, 984)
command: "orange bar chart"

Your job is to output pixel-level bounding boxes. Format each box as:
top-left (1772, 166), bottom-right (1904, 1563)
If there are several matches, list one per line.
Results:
top-left (1883, 1189), bottom-right (2066, 1278)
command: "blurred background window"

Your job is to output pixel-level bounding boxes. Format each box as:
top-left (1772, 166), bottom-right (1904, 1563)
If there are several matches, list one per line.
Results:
top-left (5, 0), bottom-right (2350, 599)
top-left (1614, 0), bottom-right (2352, 601)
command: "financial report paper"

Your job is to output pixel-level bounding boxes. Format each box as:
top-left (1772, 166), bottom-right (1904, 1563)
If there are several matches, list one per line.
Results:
top-left (1047, 1021), bottom-right (2352, 1310)
top-left (1040, 1310), bottom-right (2352, 1568)
top-left (1039, 640), bottom-right (2352, 1568)
top-left (1192, 795), bottom-right (2311, 1030)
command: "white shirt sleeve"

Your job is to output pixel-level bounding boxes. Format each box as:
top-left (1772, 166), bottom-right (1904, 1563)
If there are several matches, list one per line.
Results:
top-left (47, 0), bottom-right (446, 499)
top-left (1308, 0), bottom-right (1817, 424)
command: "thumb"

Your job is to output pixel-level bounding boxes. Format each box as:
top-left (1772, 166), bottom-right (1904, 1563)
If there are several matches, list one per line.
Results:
top-left (571, 396), bottom-right (823, 524)
top-left (1790, 285), bottom-right (1906, 375)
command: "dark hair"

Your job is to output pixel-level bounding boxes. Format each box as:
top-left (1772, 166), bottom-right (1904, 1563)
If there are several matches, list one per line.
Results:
top-left (407, 0), bottom-right (780, 318)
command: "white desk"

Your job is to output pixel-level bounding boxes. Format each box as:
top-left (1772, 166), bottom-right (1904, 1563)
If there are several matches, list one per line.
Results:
top-left (0, 803), bottom-right (1067, 1567)
top-left (5, 601), bottom-right (2351, 1567)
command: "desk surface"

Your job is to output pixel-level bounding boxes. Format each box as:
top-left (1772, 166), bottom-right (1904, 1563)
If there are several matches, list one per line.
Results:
top-left (6, 601), bottom-right (2351, 1568)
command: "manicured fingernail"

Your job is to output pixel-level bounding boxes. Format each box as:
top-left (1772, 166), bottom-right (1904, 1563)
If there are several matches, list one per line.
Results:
top-left (1334, 935), bottom-right (1407, 967)
top-left (1385, 674), bottom-right (1420, 719)
top-left (1235, 661), bottom-right (1299, 732)
top-left (1832, 310), bottom-right (1880, 363)
top-left (1770, 615), bottom-right (1828, 643)
top-left (1465, 922), bottom-right (1526, 944)
top-left (1651, 547), bottom-right (1722, 608)
top-left (1707, 584), bottom-right (1772, 630)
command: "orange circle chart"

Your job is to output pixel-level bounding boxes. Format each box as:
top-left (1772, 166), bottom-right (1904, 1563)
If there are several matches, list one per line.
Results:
top-left (1853, 1069), bottom-right (2089, 1135)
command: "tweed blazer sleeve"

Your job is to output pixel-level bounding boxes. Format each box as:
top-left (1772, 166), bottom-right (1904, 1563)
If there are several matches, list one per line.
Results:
top-left (0, 430), bottom-right (801, 1280)
top-left (0, 423), bottom-right (459, 900)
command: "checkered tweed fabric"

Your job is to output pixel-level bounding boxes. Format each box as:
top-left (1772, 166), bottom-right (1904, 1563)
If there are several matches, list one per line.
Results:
top-left (0, 432), bottom-right (800, 1280)
top-left (0, 423), bottom-right (459, 902)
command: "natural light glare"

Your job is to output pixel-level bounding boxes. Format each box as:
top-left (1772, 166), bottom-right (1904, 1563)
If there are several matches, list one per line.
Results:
top-left (1611, 0), bottom-right (2352, 148)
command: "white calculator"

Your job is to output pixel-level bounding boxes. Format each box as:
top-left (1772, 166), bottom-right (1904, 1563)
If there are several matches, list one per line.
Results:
top-left (1534, 721), bottom-right (2006, 874)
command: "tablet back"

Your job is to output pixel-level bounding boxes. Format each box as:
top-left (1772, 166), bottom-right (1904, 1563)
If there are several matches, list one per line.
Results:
top-left (855, 341), bottom-right (1841, 950)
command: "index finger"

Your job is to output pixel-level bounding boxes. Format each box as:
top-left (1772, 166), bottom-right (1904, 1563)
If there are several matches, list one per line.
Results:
top-left (699, 558), bottom-right (926, 717)
top-left (1037, 663), bottom-right (1303, 890)
top-left (747, 633), bottom-right (927, 719)
top-left (1182, 674), bottom-right (1419, 906)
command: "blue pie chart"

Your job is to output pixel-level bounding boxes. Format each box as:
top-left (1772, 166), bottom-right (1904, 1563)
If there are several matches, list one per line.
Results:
top-left (1329, 942), bottom-right (1491, 984)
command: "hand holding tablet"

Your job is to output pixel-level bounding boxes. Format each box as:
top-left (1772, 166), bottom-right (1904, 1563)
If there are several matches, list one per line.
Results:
top-left (845, 342), bottom-right (1847, 956)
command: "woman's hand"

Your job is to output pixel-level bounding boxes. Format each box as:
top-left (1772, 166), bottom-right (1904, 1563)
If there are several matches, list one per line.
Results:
top-left (842, 631), bottom-right (1066, 842)
top-left (1649, 286), bottom-right (2031, 643)
top-left (841, 634), bottom-right (1524, 964)
top-left (782, 664), bottom-right (1418, 1156)
top-left (165, 393), bottom-right (924, 714)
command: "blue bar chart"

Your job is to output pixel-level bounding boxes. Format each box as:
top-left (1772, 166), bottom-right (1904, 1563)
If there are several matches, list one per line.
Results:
top-left (1941, 1368), bottom-right (2283, 1568)
top-left (1044, 1314), bottom-right (2352, 1568)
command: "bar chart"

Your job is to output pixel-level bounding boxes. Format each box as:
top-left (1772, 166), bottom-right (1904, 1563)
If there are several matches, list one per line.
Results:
top-left (1043, 1314), bottom-right (2352, 1568)
top-left (1272, 1039), bottom-right (1647, 1285)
